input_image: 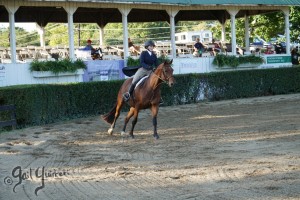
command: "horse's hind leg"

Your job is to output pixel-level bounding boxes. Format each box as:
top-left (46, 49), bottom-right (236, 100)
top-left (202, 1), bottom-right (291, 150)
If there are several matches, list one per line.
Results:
top-left (121, 107), bottom-right (135, 138)
top-left (108, 101), bottom-right (124, 135)
top-left (128, 108), bottom-right (139, 138)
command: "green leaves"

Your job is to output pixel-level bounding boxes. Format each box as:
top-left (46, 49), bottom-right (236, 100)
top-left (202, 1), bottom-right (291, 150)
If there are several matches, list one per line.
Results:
top-left (126, 57), bottom-right (140, 67)
top-left (29, 59), bottom-right (87, 74)
top-left (212, 54), bottom-right (264, 68)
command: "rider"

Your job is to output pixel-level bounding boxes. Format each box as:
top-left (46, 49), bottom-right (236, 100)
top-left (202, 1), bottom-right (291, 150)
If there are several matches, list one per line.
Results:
top-left (123, 40), bottom-right (158, 102)
top-left (83, 39), bottom-right (95, 51)
top-left (83, 39), bottom-right (103, 60)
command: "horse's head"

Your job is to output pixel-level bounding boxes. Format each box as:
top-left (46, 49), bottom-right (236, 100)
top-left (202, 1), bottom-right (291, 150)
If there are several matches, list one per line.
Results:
top-left (155, 59), bottom-right (175, 87)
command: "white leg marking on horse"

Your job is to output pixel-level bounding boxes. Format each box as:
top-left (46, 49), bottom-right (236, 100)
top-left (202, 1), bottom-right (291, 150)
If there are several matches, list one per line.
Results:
top-left (121, 131), bottom-right (126, 136)
top-left (108, 128), bottom-right (113, 135)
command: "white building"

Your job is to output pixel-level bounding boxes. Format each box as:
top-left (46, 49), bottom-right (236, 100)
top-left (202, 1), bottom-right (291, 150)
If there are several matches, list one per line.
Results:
top-left (175, 30), bottom-right (213, 44)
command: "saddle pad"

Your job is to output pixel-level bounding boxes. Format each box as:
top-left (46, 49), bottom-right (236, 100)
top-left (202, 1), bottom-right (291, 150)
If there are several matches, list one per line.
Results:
top-left (135, 76), bottom-right (149, 89)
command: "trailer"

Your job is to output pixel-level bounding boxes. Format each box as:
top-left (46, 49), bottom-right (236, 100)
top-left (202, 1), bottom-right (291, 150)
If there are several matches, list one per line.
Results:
top-left (175, 30), bottom-right (213, 44)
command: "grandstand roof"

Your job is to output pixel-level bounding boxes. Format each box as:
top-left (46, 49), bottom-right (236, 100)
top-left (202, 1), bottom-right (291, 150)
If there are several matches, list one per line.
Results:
top-left (0, 0), bottom-right (297, 27)
top-left (23, 0), bottom-right (300, 6)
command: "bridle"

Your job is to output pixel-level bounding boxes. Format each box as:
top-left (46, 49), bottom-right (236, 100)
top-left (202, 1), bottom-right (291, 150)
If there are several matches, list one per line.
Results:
top-left (153, 64), bottom-right (174, 85)
top-left (149, 63), bottom-right (174, 102)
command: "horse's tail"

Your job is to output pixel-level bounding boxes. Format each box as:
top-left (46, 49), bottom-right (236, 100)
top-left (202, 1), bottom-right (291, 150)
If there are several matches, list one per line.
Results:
top-left (101, 103), bottom-right (117, 125)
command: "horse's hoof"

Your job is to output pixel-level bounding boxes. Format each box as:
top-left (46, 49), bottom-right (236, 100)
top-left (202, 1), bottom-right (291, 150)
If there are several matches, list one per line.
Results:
top-left (121, 131), bottom-right (126, 136)
top-left (129, 134), bottom-right (135, 139)
top-left (108, 128), bottom-right (113, 135)
top-left (153, 134), bottom-right (159, 139)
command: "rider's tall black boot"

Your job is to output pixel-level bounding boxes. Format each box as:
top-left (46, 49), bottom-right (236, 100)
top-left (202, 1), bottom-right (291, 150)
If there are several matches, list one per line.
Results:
top-left (123, 82), bottom-right (136, 102)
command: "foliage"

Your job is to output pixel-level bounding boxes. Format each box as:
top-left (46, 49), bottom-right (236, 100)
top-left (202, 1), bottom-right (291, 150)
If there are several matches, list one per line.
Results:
top-left (46, 24), bottom-right (69, 46)
top-left (290, 6), bottom-right (300, 43)
top-left (212, 54), bottom-right (264, 68)
top-left (126, 56), bottom-right (140, 67)
top-left (210, 6), bottom-right (300, 46)
top-left (29, 59), bottom-right (87, 74)
top-left (1, 67), bottom-right (300, 129)
top-left (0, 27), bottom-right (39, 47)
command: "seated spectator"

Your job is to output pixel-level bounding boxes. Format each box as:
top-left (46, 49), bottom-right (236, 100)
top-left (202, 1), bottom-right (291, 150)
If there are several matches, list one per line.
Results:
top-left (82, 39), bottom-right (103, 60)
top-left (218, 42), bottom-right (226, 53)
top-left (254, 48), bottom-right (261, 56)
top-left (193, 38), bottom-right (204, 57)
top-left (264, 45), bottom-right (274, 54)
top-left (211, 39), bottom-right (221, 56)
top-left (291, 47), bottom-right (299, 65)
top-left (83, 39), bottom-right (95, 51)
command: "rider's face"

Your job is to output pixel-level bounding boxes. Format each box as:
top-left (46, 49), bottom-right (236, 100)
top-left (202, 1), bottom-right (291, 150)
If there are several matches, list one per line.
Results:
top-left (148, 45), bottom-right (154, 51)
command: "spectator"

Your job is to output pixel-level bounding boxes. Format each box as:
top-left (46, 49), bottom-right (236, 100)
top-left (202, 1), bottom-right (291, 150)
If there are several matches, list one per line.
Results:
top-left (264, 45), bottom-right (274, 54)
top-left (193, 38), bottom-right (204, 57)
top-left (83, 39), bottom-right (95, 51)
top-left (210, 39), bottom-right (221, 56)
top-left (82, 39), bottom-right (103, 60)
top-left (291, 47), bottom-right (299, 65)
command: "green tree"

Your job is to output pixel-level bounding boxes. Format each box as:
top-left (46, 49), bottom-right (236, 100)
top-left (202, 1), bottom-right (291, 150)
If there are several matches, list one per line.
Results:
top-left (290, 6), bottom-right (300, 43)
top-left (0, 27), bottom-right (10, 47)
top-left (45, 23), bottom-right (69, 46)
top-left (0, 27), bottom-right (39, 47)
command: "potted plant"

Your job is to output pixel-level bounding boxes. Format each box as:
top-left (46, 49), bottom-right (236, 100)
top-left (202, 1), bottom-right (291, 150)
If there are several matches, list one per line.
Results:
top-left (29, 59), bottom-right (87, 77)
top-left (212, 54), bottom-right (264, 68)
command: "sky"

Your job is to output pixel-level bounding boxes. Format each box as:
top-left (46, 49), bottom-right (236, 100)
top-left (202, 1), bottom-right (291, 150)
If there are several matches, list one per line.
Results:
top-left (0, 23), bottom-right (37, 32)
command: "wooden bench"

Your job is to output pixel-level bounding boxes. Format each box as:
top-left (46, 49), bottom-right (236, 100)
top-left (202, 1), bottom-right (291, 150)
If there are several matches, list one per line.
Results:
top-left (0, 105), bottom-right (17, 128)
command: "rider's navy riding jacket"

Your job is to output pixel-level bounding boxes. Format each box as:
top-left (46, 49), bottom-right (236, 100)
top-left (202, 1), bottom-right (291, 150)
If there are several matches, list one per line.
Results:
top-left (140, 50), bottom-right (158, 70)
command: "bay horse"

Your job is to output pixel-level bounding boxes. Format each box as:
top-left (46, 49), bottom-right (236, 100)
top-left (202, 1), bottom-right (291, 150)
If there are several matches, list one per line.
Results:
top-left (102, 60), bottom-right (175, 139)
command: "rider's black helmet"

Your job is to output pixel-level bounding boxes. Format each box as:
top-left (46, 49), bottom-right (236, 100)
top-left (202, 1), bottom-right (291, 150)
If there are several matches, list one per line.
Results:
top-left (144, 40), bottom-right (155, 48)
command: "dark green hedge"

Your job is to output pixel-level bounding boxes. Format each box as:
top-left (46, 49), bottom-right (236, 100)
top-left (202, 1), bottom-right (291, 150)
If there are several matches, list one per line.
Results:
top-left (163, 67), bottom-right (300, 104)
top-left (1, 66), bottom-right (300, 129)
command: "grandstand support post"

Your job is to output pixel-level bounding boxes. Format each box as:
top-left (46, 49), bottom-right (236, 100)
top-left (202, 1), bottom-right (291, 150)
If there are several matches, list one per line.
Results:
top-left (119, 7), bottom-right (131, 59)
top-left (99, 25), bottom-right (104, 46)
top-left (282, 7), bottom-right (291, 55)
top-left (221, 21), bottom-right (226, 42)
top-left (167, 9), bottom-right (179, 59)
top-left (64, 5), bottom-right (77, 61)
top-left (244, 14), bottom-right (250, 53)
top-left (4, 3), bottom-right (19, 64)
top-left (227, 8), bottom-right (239, 55)
top-left (36, 24), bottom-right (45, 48)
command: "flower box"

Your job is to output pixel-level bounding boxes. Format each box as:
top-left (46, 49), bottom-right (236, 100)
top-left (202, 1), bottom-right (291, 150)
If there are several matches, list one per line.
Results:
top-left (32, 69), bottom-right (84, 78)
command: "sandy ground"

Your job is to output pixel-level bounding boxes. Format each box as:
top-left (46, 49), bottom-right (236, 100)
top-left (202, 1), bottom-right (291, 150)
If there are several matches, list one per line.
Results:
top-left (0, 93), bottom-right (299, 200)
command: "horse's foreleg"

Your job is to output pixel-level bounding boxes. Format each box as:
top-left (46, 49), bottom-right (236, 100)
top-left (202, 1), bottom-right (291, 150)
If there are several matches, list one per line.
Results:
top-left (151, 105), bottom-right (159, 139)
top-left (121, 107), bottom-right (135, 137)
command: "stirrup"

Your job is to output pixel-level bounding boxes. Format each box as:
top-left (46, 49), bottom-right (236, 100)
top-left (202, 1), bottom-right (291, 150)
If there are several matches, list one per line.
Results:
top-left (123, 92), bottom-right (130, 102)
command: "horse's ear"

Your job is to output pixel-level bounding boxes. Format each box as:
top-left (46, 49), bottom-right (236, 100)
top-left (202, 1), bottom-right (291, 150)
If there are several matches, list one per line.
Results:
top-left (164, 59), bottom-right (173, 65)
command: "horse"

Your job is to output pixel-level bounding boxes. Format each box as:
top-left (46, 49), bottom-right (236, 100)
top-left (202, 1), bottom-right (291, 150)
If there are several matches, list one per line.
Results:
top-left (101, 60), bottom-right (175, 139)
